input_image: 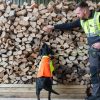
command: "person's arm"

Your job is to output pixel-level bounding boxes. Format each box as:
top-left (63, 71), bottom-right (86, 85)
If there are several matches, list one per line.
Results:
top-left (43, 19), bottom-right (81, 32)
top-left (54, 19), bottom-right (81, 30)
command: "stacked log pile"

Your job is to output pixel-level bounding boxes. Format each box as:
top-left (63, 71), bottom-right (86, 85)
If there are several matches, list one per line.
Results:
top-left (0, 0), bottom-right (99, 84)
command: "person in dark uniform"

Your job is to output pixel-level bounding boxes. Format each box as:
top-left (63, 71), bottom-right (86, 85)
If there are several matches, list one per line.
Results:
top-left (43, 1), bottom-right (100, 100)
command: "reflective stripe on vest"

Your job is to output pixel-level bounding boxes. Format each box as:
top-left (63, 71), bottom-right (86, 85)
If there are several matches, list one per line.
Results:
top-left (50, 60), bottom-right (54, 73)
top-left (80, 11), bottom-right (100, 37)
top-left (37, 56), bottom-right (54, 78)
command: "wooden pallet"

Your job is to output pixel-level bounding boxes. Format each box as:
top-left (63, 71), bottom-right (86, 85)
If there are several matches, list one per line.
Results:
top-left (0, 84), bottom-right (86, 99)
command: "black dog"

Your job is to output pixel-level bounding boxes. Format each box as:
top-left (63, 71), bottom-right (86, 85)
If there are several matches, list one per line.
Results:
top-left (36, 43), bottom-right (59, 100)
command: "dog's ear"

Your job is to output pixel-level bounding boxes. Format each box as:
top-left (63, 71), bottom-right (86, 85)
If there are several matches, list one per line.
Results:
top-left (39, 48), bottom-right (42, 56)
top-left (38, 43), bottom-right (48, 56)
top-left (38, 43), bottom-right (46, 56)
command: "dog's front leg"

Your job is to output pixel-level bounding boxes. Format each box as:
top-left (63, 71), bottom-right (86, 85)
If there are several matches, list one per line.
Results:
top-left (48, 91), bottom-right (51, 100)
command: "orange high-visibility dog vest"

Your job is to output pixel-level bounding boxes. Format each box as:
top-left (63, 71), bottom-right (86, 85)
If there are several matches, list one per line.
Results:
top-left (37, 56), bottom-right (53, 78)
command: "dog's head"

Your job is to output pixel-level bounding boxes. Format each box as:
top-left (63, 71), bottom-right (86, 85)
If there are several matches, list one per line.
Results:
top-left (39, 43), bottom-right (54, 56)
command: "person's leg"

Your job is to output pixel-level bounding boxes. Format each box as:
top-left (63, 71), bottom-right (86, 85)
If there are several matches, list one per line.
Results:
top-left (92, 83), bottom-right (100, 100)
top-left (86, 47), bottom-right (100, 100)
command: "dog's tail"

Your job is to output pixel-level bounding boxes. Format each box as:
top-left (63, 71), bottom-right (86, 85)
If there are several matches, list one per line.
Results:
top-left (50, 89), bottom-right (59, 95)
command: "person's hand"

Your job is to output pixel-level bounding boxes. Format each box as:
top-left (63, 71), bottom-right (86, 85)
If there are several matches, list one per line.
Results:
top-left (92, 42), bottom-right (100, 49)
top-left (43, 25), bottom-right (54, 32)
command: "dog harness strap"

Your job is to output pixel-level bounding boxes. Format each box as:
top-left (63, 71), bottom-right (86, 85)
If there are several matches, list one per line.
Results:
top-left (37, 56), bottom-right (53, 78)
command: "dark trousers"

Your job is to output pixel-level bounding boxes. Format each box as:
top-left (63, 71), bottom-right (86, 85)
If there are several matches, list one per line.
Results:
top-left (86, 47), bottom-right (100, 100)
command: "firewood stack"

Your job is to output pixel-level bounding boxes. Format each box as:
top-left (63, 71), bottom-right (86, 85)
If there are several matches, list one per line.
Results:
top-left (0, 0), bottom-right (99, 84)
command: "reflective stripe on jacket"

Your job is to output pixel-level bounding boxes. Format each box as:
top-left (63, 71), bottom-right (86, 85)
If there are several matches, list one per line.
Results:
top-left (37, 56), bottom-right (54, 78)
